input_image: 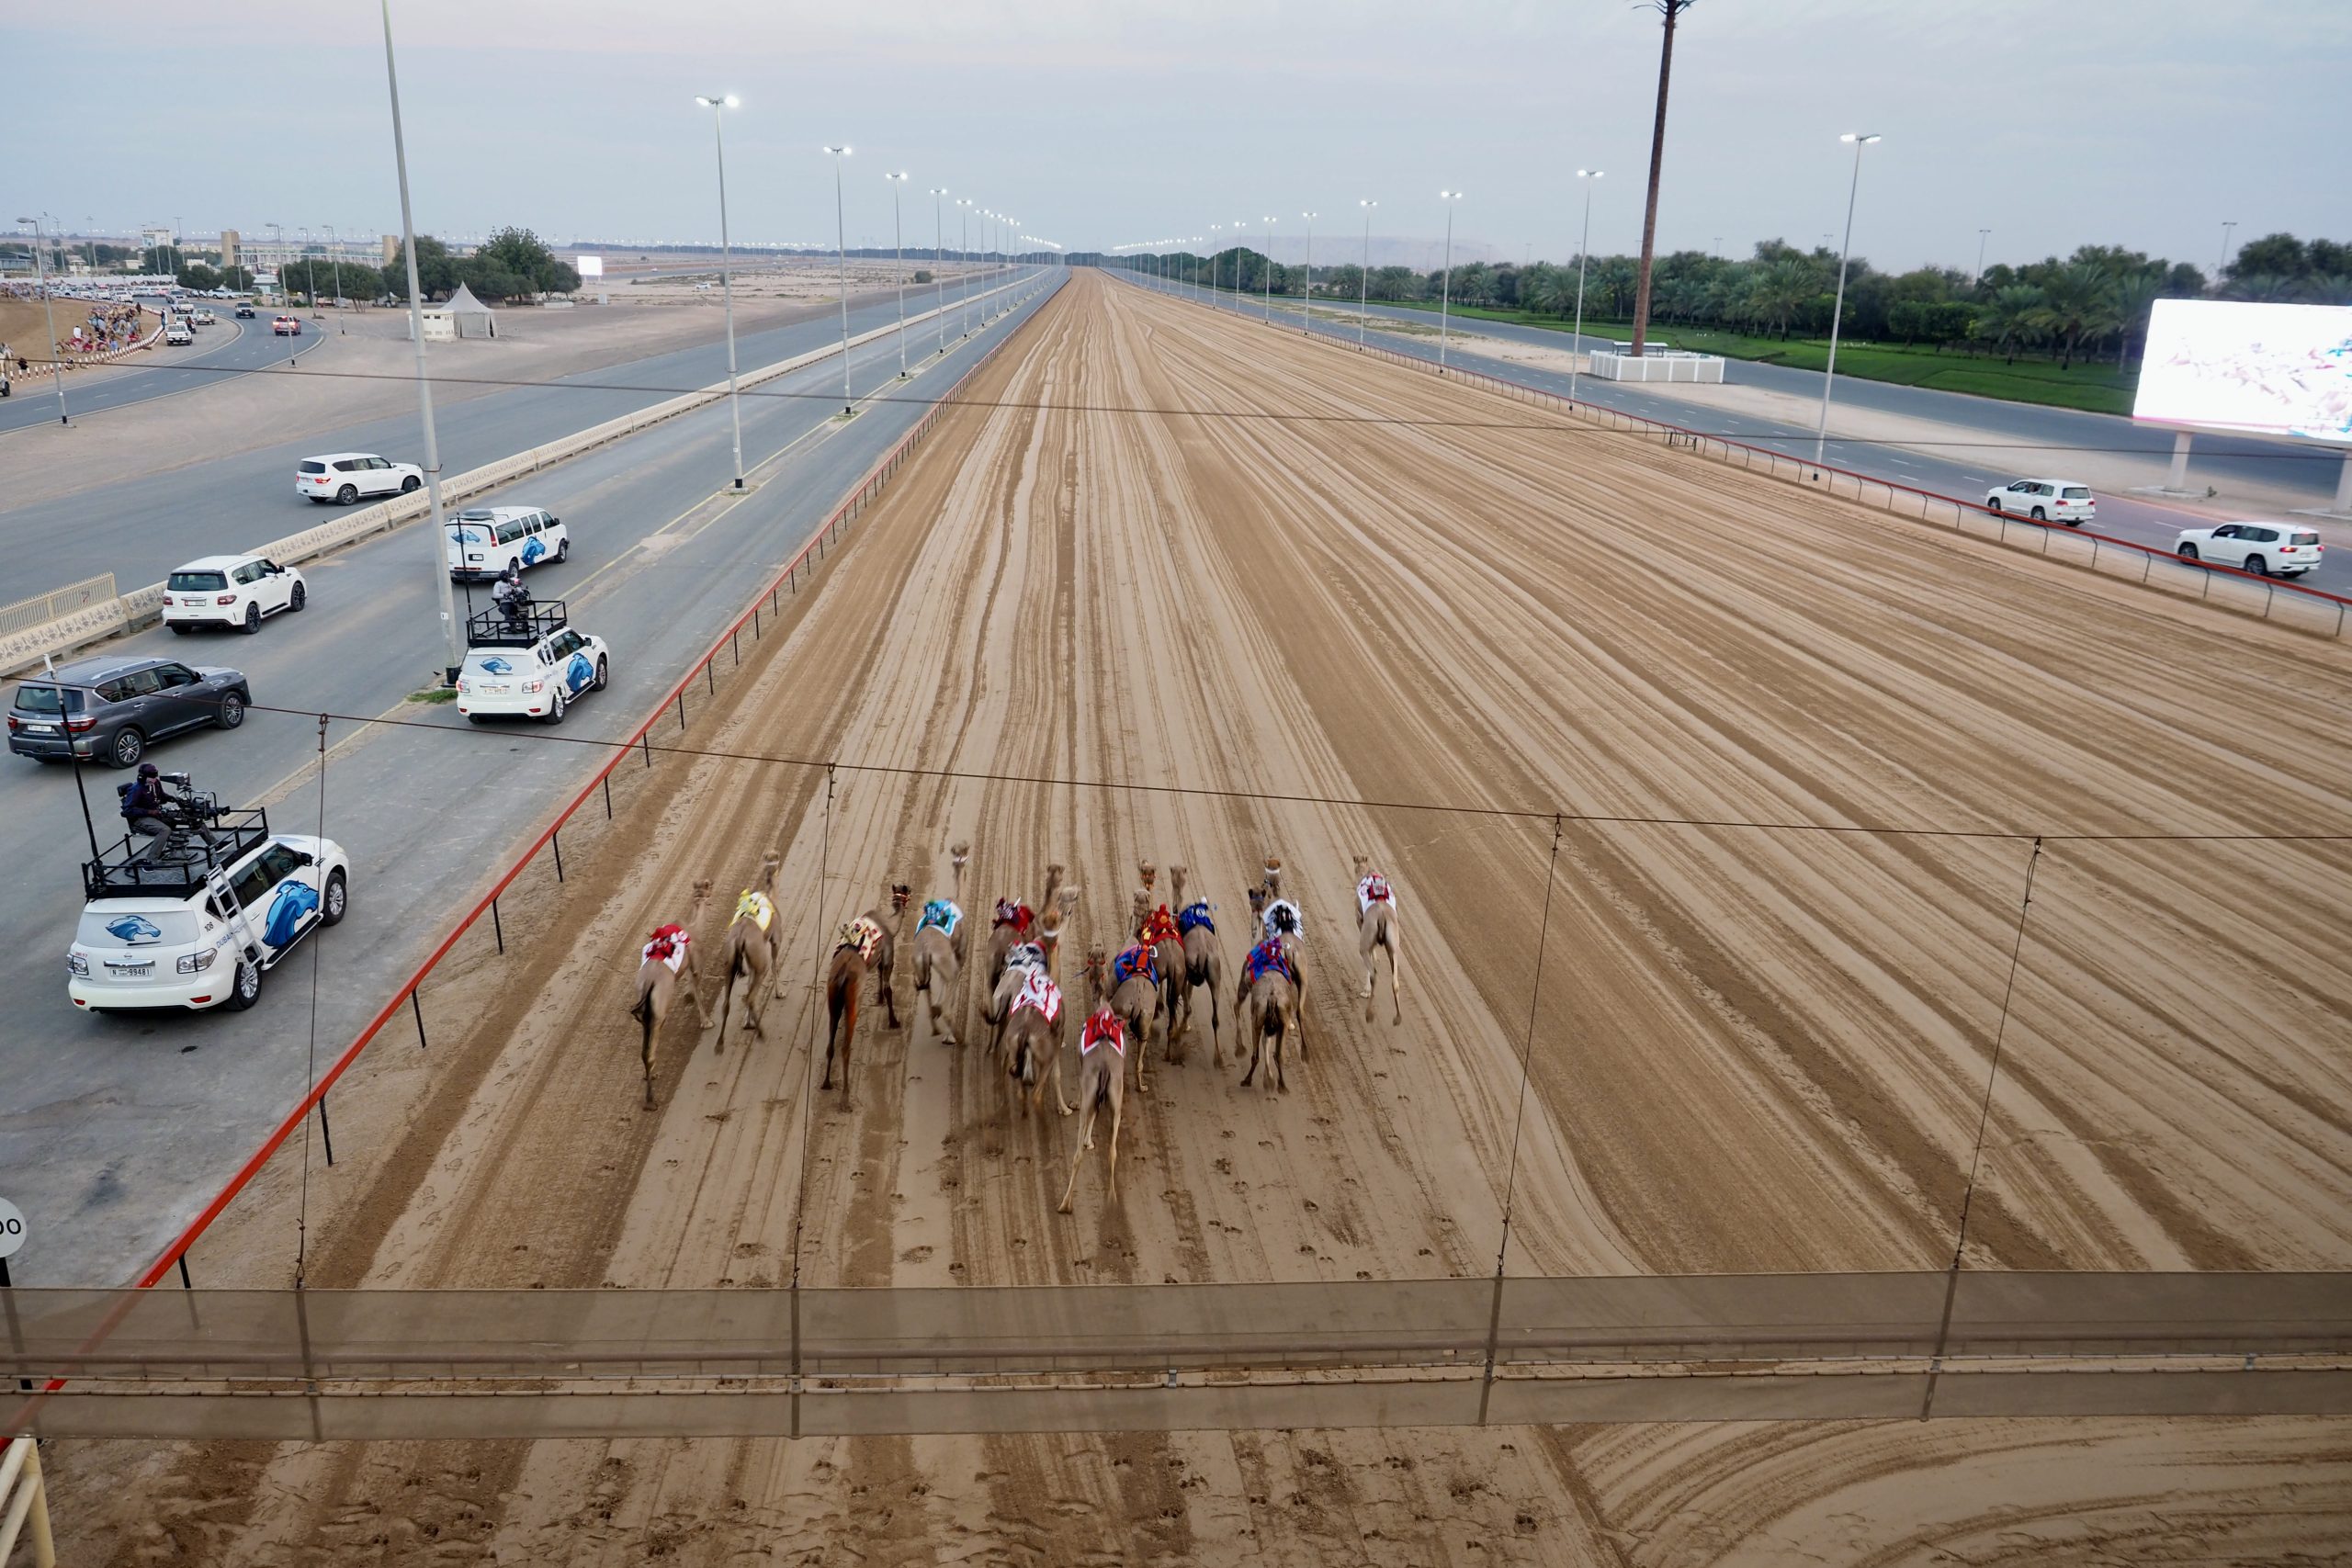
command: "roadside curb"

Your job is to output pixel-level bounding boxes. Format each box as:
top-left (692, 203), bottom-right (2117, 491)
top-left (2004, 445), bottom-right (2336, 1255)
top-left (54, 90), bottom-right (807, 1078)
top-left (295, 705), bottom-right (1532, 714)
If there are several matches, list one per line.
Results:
top-left (0, 274), bottom-right (1036, 677)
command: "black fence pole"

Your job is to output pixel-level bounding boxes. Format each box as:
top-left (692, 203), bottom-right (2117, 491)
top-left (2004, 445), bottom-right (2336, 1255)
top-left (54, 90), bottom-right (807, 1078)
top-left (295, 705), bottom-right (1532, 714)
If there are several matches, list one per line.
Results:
top-left (676, 692), bottom-right (686, 731)
top-left (412, 988), bottom-right (427, 1051)
top-left (491, 897), bottom-right (504, 954)
top-left (178, 1254), bottom-right (192, 1290)
top-left (318, 1092), bottom-right (334, 1167)
top-left (603, 774), bottom-right (614, 819)
top-left (551, 829), bottom-right (564, 884)
top-left (641, 731), bottom-right (653, 767)
top-left (706, 661), bottom-right (716, 694)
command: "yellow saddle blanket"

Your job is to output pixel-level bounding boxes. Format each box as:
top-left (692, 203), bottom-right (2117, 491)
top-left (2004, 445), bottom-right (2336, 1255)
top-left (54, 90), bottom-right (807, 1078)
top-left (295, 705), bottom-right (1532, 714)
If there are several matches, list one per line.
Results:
top-left (735, 890), bottom-right (775, 933)
top-left (836, 916), bottom-right (884, 962)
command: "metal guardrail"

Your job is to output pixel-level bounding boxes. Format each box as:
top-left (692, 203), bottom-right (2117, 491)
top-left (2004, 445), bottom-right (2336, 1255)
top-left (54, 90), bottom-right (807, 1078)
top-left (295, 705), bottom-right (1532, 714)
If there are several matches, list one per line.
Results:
top-left (0, 1437), bottom-right (55, 1567)
top-left (0, 574), bottom-right (113, 638)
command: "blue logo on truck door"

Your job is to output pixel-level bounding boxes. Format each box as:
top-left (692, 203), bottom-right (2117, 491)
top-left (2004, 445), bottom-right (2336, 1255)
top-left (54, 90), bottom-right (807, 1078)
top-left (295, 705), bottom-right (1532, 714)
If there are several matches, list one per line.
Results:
top-left (263, 880), bottom-right (320, 949)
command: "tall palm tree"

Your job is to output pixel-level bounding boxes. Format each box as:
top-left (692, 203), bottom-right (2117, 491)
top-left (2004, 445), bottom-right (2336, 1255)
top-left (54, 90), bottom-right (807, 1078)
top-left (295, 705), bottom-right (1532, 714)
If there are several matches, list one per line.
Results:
top-left (2030, 261), bottom-right (2111, 369)
top-left (2102, 268), bottom-right (2166, 369)
top-left (1628, 0), bottom-right (1698, 357)
top-left (1973, 285), bottom-right (2046, 363)
top-left (1741, 258), bottom-right (1815, 340)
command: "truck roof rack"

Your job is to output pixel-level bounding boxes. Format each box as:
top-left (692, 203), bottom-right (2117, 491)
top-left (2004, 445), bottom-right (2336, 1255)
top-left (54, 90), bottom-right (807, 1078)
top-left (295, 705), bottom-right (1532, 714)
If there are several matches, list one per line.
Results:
top-left (465, 600), bottom-right (568, 649)
top-left (83, 808), bottom-right (272, 902)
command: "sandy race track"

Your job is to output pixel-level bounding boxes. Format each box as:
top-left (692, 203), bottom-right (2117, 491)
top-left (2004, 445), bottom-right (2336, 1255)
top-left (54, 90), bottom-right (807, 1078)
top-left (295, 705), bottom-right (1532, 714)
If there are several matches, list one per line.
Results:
top-left (63, 271), bottom-right (2352, 1563)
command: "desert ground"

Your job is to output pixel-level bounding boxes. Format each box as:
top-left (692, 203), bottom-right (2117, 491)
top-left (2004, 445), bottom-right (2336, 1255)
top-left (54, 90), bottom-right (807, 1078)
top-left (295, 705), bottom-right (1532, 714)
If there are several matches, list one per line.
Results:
top-left (51, 269), bottom-right (2352, 1564)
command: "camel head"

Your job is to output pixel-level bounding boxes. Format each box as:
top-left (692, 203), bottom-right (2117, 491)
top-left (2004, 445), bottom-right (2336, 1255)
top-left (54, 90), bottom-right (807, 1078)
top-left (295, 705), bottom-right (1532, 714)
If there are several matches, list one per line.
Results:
top-left (754, 852), bottom-right (782, 893)
top-left (1169, 863), bottom-right (1189, 905)
top-left (1262, 857), bottom-right (1283, 899)
top-left (1247, 886), bottom-right (1267, 923)
top-left (948, 840), bottom-right (970, 895)
top-left (888, 882), bottom-right (912, 919)
top-left (1136, 860), bottom-right (1157, 896)
top-left (690, 877), bottom-right (715, 916)
top-left (1041, 862), bottom-right (1066, 910)
top-left (1040, 885), bottom-right (1080, 967)
top-left (1082, 945), bottom-right (1109, 1006)
top-left (1129, 888), bottom-right (1150, 931)
top-left (1351, 853), bottom-right (1369, 881)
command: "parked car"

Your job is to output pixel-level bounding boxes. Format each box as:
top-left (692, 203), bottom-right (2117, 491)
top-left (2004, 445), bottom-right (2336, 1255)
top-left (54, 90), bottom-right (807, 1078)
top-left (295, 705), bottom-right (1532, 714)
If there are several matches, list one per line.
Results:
top-left (455, 602), bottom-right (608, 725)
top-left (1984, 479), bottom-right (2096, 525)
top-left (164, 320), bottom-right (194, 346)
top-left (272, 315), bottom-right (301, 336)
top-left (2174, 522), bottom-right (2325, 578)
top-left (234, 304), bottom-right (256, 319)
top-left (164, 555), bottom-right (307, 635)
top-left (445, 506), bottom-right (570, 580)
top-left (191, 308), bottom-right (216, 325)
top-left (296, 451), bottom-right (423, 505)
top-left (67, 796), bottom-right (347, 1014)
top-left (6, 655), bottom-right (251, 769)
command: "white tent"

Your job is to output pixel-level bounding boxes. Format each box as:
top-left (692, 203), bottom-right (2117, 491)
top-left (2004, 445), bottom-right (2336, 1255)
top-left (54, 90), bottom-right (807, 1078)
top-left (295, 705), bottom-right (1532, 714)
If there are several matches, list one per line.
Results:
top-left (416, 281), bottom-right (497, 341)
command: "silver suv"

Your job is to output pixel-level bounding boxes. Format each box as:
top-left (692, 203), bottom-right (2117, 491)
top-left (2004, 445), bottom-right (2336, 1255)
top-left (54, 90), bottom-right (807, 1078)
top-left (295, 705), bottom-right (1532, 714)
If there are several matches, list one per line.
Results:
top-left (6, 655), bottom-right (253, 770)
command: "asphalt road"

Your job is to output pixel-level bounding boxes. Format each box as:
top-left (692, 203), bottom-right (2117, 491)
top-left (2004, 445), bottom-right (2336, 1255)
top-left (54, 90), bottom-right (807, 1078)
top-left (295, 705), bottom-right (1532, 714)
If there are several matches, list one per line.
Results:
top-left (1, 269), bottom-right (1022, 600)
top-left (0, 268), bottom-right (1061, 1285)
top-left (0, 308), bottom-right (343, 434)
top-left (1123, 272), bottom-right (2349, 595)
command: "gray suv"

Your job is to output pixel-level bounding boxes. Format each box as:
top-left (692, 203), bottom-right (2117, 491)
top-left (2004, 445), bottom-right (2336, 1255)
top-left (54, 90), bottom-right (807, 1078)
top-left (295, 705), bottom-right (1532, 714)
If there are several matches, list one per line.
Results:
top-left (6, 655), bottom-right (251, 769)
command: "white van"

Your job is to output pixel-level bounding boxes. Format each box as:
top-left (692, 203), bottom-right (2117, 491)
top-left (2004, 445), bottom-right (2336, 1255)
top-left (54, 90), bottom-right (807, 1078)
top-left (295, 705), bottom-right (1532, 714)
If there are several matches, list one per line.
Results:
top-left (446, 506), bottom-right (571, 581)
top-left (68, 804), bottom-right (350, 1013)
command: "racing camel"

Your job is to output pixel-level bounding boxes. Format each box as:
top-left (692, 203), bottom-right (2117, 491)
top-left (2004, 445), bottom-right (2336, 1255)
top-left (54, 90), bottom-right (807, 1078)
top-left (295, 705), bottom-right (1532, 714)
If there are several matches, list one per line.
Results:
top-left (1057, 948), bottom-right (1131, 1214)
top-left (1106, 914), bottom-right (1166, 1096)
top-left (712, 854), bottom-right (784, 1050)
top-left (910, 841), bottom-right (971, 1048)
top-left (988, 863), bottom-right (1064, 989)
top-left (1135, 862), bottom-right (1193, 1063)
top-left (1236, 925), bottom-right (1305, 1092)
top-left (1351, 853), bottom-right (1406, 1025)
top-left (822, 881), bottom-right (910, 1099)
top-left (627, 879), bottom-right (713, 1109)
top-left (1170, 864), bottom-right (1225, 1066)
top-left (997, 941), bottom-right (1071, 1119)
top-left (1249, 856), bottom-right (1308, 1061)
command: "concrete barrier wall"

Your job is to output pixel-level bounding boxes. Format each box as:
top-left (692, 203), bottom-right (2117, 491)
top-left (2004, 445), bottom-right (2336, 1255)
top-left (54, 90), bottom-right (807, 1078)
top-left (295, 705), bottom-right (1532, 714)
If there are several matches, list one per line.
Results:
top-left (0, 276), bottom-right (1032, 677)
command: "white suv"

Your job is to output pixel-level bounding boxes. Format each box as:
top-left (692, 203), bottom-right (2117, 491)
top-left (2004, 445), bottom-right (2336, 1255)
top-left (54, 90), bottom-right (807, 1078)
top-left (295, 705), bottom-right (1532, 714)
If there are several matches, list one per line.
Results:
top-left (69, 806), bottom-right (349, 1014)
top-left (2174, 522), bottom-right (2325, 578)
top-left (446, 506), bottom-right (571, 581)
top-left (455, 603), bottom-right (610, 725)
top-left (164, 320), bottom-right (194, 346)
top-left (297, 452), bottom-right (423, 505)
top-left (1984, 479), bottom-right (2096, 525)
top-left (164, 555), bottom-right (307, 635)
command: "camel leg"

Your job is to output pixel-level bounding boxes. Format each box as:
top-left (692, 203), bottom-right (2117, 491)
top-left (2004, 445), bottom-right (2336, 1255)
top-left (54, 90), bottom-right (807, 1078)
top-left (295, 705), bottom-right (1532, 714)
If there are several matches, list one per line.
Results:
top-left (684, 955), bottom-right (714, 1029)
top-left (1359, 914), bottom-right (1378, 1011)
top-left (878, 959), bottom-right (901, 1028)
top-left (1053, 1043), bottom-right (1073, 1115)
top-left (1058, 1095), bottom-right (1098, 1213)
top-left (1106, 1091), bottom-right (1123, 1201)
top-left (1238, 995), bottom-right (1260, 1088)
top-left (1387, 932), bottom-right (1404, 1025)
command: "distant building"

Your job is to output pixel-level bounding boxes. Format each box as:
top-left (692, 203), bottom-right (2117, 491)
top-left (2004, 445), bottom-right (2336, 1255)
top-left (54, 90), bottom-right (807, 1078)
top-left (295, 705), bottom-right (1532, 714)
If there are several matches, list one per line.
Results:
top-left (220, 229), bottom-right (241, 272)
top-left (380, 234), bottom-right (400, 267)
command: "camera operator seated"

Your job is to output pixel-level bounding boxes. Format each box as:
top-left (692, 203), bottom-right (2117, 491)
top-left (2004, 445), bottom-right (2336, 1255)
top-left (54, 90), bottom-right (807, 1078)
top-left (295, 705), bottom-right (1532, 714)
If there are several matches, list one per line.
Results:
top-left (120, 761), bottom-right (187, 840)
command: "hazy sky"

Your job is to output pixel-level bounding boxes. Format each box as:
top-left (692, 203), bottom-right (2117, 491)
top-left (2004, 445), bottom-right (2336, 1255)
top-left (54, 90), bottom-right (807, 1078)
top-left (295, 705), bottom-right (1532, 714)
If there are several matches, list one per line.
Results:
top-left (6, 0), bottom-right (2344, 274)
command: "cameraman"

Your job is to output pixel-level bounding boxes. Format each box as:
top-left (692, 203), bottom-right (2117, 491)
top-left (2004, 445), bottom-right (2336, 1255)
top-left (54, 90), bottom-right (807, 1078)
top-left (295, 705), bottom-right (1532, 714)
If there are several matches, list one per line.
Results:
top-left (120, 763), bottom-right (198, 840)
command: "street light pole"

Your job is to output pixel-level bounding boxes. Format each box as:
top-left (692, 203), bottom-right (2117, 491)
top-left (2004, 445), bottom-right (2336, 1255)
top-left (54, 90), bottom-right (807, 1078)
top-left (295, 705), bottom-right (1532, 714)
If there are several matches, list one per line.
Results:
top-left (930, 187), bottom-right (947, 355)
top-left (824, 146), bottom-right (854, 416)
top-left (2216, 220), bottom-right (2237, 290)
top-left (1569, 171), bottom-right (1600, 401)
top-left (1814, 132), bottom-right (1881, 468)
top-left (379, 0), bottom-right (462, 681)
top-left (1973, 227), bottom-right (1990, 287)
top-left (696, 94), bottom-right (745, 489)
top-left (886, 172), bottom-right (910, 377)
top-left (1299, 210), bottom-right (1317, 330)
top-left (324, 223), bottom-right (345, 331)
top-left (1261, 217), bottom-right (1276, 320)
top-left (266, 221), bottom-right (282, 301)
top-left (16, 217), bottom-right (70, 424)
top-left (957, 199), bottom-right (972, 336)
top-left (1437, 191), bottom-right (1463, 370)
top-left (1358, 199), bottom-right (1376, 347)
